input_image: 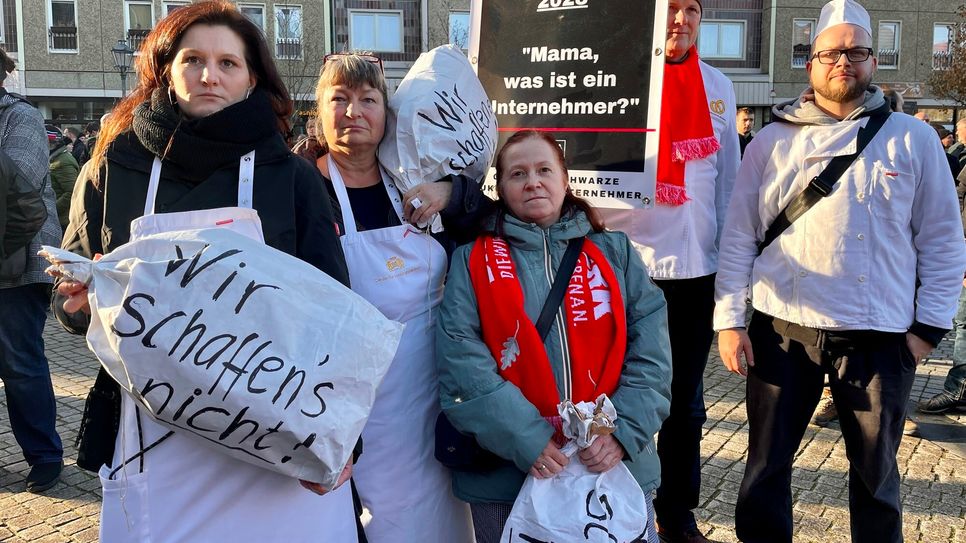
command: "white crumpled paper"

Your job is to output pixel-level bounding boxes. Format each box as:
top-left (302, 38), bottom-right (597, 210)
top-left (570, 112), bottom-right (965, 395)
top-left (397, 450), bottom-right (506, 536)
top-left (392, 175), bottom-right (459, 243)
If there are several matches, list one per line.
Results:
top-left (379, 44), bottom-right (498, 232)
top-left (501, 394), bottom-right (648, 543)
top-left (42, 228), bottom-right (404, 489)
top-left (560, 394), bottom-right (620, 449)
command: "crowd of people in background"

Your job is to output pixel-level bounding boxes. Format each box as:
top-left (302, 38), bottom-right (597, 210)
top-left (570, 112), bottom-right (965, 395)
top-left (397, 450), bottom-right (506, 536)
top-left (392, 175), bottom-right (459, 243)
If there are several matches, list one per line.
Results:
top-left (0, 0), bottom-right (963, 542)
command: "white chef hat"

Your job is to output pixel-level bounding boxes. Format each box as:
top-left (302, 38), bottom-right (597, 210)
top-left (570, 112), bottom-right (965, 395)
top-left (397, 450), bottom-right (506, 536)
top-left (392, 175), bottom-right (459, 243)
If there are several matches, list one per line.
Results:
top-left (813, 0), bottom-right (872, 43)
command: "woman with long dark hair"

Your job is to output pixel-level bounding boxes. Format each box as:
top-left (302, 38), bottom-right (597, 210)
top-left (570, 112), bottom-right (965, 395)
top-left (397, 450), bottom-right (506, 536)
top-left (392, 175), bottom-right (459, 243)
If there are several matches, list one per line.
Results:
top-left (53, 2), bottom-right (357, 540)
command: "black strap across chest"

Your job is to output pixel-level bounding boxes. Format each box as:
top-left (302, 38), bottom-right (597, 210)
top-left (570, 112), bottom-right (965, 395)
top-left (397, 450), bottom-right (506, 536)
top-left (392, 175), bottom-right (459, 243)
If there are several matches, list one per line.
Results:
top-left (535, 237), bottom-right (584, 341)
top-left (757, 111), bottom-right (891, 256)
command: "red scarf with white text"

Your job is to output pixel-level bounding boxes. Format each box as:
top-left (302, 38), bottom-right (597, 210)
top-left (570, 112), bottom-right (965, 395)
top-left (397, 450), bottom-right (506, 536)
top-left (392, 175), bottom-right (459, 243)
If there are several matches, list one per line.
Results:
top-left (468, 236), bottom-right (627, 420)
top-left (657, 46), bottom-right (721, 205)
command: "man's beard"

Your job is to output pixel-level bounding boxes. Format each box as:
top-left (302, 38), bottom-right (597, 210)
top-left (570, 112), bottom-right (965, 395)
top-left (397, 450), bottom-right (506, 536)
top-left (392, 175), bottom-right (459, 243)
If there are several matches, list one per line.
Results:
top-left (813, 71), bottom-right (872, 104)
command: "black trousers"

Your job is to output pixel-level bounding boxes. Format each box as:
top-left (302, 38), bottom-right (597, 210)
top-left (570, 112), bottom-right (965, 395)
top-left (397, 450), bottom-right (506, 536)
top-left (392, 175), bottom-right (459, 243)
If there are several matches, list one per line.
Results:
top-left (736, 312), bottom-right (915, 543)
top-left (653, 274), bottom-right (716, 532)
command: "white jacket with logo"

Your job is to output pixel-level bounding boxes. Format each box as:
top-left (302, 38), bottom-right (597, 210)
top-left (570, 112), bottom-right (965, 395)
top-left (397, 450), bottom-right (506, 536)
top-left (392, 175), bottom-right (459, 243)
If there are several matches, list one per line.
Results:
top-left (713, 100), bottom-right (966, 334)
top-left (602, 61), bottom-right (740, 280)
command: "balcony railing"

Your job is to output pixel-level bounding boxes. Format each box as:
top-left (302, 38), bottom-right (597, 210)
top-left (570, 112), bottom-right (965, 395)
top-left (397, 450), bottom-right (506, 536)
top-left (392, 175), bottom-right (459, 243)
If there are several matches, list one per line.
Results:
top-left (878, 49), bottom-right (899, 68)
top-left (276, 38), bottom-right (302, 59)
top-left (48, 26), bottom-right (77, 51)
top-left (127, 28), bottom-right (150, 53)
top-left (934, 50), bottom-right (954, 70)
top-left (791, 44), bottom-right (810, 68)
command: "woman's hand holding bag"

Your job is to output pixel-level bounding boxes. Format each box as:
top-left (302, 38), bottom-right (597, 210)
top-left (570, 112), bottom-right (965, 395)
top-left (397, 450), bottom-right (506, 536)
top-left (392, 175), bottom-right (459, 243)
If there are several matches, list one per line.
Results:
top-left (501, 396), bottom-right (648, 543)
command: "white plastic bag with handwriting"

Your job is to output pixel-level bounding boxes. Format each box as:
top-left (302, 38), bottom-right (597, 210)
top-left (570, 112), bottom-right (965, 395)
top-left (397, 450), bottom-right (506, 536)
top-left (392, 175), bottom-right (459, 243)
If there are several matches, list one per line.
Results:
top-left (501, 396), bottom-right (647, 543)
top-left (41, 228), bottom-right (403, 490)
top-left (379, 44), bottom-right (497, 230)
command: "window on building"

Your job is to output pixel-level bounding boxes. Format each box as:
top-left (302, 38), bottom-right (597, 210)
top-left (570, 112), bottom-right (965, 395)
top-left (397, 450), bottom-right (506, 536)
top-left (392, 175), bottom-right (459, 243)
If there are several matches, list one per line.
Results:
top-left (449, 11), bottom-right (470, 50)
top-left (162, 1), bottom-right (188, 16)
top-left (934, 23), bottom-right (955, 70)
top-left (791, 18), bottom-right (815, 68)
top-left (83, 101), bottom-right (109, 122)
top-left (49, 100), bottom-right (82, 121)
top-left (349, 10), bottom-right (403, 53)
top-left (240, 4), bottom-right (266, 32)
top-left (698, 20), bottom-right (744, 59)
top-left (877, 21), bottom-right (900, 69)
top-left (125, 1), bottom-right (154, 52)
top-left (48, 0), bottom-right (77, 52)
top-left (1, 0), bottom-right (15, 52)
top-left (274, 5), bottom-right (302, 59)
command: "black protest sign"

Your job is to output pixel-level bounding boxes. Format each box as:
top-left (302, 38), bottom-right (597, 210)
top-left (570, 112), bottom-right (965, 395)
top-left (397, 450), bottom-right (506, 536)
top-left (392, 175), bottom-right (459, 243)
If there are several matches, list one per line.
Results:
top-left (472, 0), bottom-right (664, 209)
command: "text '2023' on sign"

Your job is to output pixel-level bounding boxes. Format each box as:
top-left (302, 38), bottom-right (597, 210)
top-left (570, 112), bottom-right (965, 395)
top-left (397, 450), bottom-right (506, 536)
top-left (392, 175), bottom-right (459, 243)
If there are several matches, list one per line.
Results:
top-left (535, 0), bottom-right (590, 12)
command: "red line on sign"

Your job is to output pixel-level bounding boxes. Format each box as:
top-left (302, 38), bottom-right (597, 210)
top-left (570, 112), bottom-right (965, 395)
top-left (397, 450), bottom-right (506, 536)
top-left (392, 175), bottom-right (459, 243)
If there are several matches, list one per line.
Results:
top-left (497, 127), bottom-right (655, 133)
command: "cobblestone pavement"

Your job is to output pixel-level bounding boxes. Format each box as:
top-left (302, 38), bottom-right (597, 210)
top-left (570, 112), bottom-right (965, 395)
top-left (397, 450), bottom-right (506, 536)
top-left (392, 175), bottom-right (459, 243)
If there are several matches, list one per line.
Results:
top-left (0, 317), bottom-right (963, 542)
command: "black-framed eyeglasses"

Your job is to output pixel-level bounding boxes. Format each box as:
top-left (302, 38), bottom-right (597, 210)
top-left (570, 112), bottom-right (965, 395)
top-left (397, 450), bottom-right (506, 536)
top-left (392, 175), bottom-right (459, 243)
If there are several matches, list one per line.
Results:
top-left (811, 47), bottom-right (874, 65)
top-left (322, 53), bottom-right (384, 73)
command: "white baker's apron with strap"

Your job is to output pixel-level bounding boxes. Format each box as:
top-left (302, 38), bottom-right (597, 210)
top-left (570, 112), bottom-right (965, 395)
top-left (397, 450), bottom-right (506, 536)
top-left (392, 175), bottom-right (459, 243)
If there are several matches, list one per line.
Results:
top-left (328, 156), bottom-right (473, 543)
top-left (98, 152), bottom-right (358, 543)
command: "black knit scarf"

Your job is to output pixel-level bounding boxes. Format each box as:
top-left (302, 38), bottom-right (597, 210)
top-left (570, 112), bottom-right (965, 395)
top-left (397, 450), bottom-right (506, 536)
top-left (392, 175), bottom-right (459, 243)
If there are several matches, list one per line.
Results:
top-left (131, 87), bottom-right (279, 182)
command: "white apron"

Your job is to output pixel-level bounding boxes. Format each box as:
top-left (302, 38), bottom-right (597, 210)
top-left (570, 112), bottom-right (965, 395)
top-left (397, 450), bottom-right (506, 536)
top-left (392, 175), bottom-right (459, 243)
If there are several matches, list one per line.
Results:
top-left (99, 152), bottom-right (358, 543)
top-left (328, 156), bottom-right (473, 543)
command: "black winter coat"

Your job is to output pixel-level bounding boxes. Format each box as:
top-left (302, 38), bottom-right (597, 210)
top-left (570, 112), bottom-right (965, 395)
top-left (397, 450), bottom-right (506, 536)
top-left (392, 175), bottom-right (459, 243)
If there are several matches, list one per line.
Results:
top-left (62, 131), bottom-right (347, 280)
top-left (56, 130), bottom-right (349, 331)
top-left (55, 124), bottom-right (360, 474)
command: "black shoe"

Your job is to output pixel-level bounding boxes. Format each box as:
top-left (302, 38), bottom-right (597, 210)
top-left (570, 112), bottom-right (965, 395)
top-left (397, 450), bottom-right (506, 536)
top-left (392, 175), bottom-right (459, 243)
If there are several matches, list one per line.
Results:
top-left (918, 391), bottom-right (966, 414)
top-left (657, 527), bottom-right (715, 543)
top-left (26, 461), bottom-right (62, 493)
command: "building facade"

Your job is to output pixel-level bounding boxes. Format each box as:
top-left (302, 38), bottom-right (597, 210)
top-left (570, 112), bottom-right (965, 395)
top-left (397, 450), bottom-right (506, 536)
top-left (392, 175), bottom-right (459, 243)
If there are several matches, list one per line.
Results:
top-left (701, 0), bottom-right (966, 128)
top-left (2, 0), bottom-right (446, 131)
top-left (4, 1), bottom-right (963, 132)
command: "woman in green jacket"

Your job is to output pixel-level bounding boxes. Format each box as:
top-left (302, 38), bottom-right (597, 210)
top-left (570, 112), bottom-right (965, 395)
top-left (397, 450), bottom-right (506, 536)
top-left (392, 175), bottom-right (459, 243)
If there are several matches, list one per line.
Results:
top-left (436, 130), bottom-right (673, 542)
top-left (46, 131), bottom-right (78, 229)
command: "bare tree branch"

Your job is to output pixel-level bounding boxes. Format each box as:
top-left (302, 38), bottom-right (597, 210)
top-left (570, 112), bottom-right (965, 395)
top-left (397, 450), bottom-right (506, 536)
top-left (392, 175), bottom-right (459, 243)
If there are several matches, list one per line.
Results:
top-left (429, 0), bottom-right (470, 50)
top-left (272, 6), bottom-right (320, 132)
top-left (929, 5), bottom-right (966, 107)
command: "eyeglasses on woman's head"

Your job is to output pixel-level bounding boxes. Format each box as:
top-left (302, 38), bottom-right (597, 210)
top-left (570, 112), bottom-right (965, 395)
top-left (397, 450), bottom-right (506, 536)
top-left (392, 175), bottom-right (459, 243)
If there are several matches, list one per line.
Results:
top-left (322, 53), bottom-right (383, 72)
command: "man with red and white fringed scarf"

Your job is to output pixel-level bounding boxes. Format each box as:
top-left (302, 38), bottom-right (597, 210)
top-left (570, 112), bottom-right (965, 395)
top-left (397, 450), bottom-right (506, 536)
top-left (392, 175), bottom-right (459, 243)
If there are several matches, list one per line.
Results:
top-left (599, 0), bottom-right (739, 541)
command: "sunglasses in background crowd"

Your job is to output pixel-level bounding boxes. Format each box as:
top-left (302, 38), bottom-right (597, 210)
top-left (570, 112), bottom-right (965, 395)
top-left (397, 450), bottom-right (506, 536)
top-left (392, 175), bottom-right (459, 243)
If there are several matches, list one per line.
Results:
top-left (322, 53), bottom-right (384, 73)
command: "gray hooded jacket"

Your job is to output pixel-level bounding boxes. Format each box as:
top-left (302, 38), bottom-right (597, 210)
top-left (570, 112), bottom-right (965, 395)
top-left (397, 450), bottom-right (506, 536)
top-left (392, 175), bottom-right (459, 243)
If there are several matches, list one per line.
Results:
top-left (0, 90), bottom-right (61, 288)
top-left (771, 85), bottom-right (888, 126)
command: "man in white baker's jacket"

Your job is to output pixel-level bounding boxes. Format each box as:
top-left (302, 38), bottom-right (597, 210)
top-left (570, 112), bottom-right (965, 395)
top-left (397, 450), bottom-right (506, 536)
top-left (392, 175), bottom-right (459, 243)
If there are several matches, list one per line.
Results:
top-left (713, 1), bottom-right (966, 542)
top-left (600, 0), bottom-right (738, 541)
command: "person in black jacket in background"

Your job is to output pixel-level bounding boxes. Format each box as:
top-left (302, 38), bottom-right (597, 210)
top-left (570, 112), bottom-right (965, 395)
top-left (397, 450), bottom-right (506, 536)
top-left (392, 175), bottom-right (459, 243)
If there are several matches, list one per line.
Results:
top-left (932, 124), bottom-right (962, 179)
top-left (737, 107), bottom-right (755, 158)
top-left (82, 121), bottom-right (99, 164)
top-left (63, 126), bottom-right (87, 166)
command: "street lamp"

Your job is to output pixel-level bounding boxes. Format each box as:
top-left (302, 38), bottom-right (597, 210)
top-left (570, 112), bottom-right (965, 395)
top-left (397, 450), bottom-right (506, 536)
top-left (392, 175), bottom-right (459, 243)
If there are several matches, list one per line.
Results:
top-left (111, 39), bottom-right (135, 98)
